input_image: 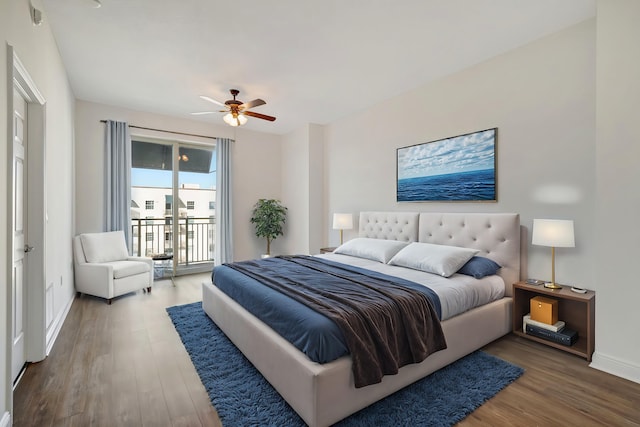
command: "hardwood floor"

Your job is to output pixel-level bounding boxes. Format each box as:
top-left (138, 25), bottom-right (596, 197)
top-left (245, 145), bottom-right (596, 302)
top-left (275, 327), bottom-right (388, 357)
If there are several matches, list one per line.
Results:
top-left (464, 338), bottom-right (640, 426)
top-left (13, 275), bottom-right (640, 426)
top-left (13, 274), bottom-right (220, 427)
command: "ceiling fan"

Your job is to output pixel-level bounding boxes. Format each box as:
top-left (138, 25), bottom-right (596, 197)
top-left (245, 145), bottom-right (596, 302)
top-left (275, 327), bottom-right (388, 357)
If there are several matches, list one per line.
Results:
top-left (191, 89), bottom-right (276, 127)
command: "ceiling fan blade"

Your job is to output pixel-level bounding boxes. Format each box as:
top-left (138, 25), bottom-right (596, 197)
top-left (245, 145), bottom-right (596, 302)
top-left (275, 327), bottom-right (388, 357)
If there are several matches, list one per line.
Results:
top-left (240, 98), bottom-right (266, 110)
top-left (199, 95), bottom-right (225, 107)
top-left (190, 111), bottom-right (216, 115)
top-left (244, 111), bottom-right (276, 121)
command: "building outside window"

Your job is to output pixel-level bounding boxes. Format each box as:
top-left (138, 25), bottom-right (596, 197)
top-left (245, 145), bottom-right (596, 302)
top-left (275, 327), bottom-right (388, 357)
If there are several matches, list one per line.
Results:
top-left (131, 139), bottom-right (216, 271)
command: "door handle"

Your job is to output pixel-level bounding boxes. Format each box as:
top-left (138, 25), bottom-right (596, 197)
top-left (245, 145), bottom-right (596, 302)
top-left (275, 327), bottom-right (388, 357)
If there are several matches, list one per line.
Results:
top-left (24, 244), bottom-right (34, 253)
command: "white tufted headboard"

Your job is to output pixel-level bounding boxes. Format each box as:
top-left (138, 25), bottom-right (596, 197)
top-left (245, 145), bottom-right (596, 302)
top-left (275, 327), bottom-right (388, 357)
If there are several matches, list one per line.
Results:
top-left (358, 212), bottom-right (520, 297)
top-left (359, 212), bottom-right (420, 242)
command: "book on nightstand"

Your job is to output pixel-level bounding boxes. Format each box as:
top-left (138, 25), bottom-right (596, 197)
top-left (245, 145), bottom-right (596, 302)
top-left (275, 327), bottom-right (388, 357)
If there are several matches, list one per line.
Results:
top-left (523, 314), bottom-right (565, 333)
top-left (525, 323), bottom-right (578, 346)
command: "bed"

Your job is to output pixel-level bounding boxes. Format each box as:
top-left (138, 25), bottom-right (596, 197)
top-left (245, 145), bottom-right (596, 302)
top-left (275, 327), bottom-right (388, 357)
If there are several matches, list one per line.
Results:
top-left (202, 212), bottom-right (521, 426)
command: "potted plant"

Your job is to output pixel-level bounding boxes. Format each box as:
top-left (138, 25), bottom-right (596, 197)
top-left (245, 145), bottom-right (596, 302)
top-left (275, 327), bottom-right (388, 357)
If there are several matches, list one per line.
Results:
top-left (250, 198), bottom-right (287, 257)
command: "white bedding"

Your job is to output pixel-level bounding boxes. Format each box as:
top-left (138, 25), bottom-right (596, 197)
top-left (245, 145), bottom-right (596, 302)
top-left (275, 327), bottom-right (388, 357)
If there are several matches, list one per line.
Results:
top-left (317, 252), bottom-right (505, 320)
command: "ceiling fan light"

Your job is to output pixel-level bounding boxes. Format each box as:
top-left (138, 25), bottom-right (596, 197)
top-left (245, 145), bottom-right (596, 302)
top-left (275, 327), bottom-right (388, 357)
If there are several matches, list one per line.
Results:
top-left (223, 113), bottom-right (236, 126)
top-left (223, 112), bottom-right (248, 127)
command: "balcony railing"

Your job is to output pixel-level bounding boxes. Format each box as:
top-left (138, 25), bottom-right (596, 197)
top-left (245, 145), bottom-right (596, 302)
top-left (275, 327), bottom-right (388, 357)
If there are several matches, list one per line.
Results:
top-left (131, 217), bottom-right (215, 266)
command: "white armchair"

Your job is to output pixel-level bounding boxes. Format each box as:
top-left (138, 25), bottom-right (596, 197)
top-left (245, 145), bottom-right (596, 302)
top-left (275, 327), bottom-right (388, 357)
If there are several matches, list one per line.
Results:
top-left (73, 230), bottom-right (153, 304)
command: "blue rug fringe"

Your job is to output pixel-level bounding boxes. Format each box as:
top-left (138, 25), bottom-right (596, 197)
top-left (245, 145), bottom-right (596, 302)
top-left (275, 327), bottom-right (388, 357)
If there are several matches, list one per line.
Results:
top-left (167, 301), bottom-right (524, 427)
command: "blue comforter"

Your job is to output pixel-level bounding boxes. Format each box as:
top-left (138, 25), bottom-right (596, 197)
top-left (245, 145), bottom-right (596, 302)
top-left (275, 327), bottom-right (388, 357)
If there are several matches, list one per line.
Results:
top-left (212, 256), bottom-right (442, 365)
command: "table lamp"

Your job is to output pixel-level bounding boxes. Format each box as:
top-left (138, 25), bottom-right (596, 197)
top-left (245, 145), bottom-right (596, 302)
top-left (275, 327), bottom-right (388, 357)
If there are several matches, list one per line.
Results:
top-left (532, 219), bottom-right (575, 289)
top-left (332, 213), bottom-right (353, 245)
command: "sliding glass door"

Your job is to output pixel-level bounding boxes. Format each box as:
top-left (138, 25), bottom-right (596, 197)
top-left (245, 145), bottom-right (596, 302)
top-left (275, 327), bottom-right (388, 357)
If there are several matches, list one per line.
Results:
top-left (131, 138), bottom-right (216, 277)
top-left (176, 145), bottom-right (216, 272)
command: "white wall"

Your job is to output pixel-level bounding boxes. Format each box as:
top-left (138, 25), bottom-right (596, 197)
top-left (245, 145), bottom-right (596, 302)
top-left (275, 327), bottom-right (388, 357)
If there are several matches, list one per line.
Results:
top-left (281, 126), bottom-right (311, 254)
top-left (324, 20), bottom-right (596, 291)
top-left (592, 0), bottom-right (640, 382)
top-left (74, 100), bottom-right (282, 263)
top-left (280, 123), bottom-right (325, 256)
top-left (308, 124), bottom-right (325, 254)
top-left (1, 0), bottom-right (76, 419)
top-left (230, 127), bottom-right (283, 260)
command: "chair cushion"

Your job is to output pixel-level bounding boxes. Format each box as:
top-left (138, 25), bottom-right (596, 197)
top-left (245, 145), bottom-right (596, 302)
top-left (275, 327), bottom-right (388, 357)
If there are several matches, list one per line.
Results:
top-left (109, 260), bottom-right (150, 279)
top-left (80, 231), bottom-right (129, 263)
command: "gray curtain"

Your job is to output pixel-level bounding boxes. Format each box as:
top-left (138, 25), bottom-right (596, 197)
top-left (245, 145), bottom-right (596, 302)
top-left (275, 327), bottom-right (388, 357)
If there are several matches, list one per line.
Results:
top-left (104, 120), bottom-right (132, 251)
top-left (215, 138), bottom-right (233, 265)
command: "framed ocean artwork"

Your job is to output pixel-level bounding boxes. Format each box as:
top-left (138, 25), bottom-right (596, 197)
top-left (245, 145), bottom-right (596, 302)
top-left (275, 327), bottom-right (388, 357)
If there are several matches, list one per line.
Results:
top-left (396, 128), bottom-right (497, 202)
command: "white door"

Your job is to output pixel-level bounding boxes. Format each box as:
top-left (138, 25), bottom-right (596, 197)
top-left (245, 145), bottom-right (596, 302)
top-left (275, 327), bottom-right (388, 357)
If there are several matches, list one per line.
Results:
top-left (12, 87), bottom-right (28, 383)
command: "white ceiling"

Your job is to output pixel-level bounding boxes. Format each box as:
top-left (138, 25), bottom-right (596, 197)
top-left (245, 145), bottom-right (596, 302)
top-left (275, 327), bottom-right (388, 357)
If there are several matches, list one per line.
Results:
top-left (40, 0), bottom-right (595, 135)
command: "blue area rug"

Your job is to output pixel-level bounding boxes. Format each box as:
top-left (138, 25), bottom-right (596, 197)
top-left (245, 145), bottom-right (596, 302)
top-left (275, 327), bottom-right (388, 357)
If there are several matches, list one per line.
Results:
top-left (167, 302), bottom-right (524, 427)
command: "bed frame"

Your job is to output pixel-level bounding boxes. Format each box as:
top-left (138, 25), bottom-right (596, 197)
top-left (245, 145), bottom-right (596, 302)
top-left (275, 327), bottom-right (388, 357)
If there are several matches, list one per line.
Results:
top-left (202, 212), bottom-right (520, 426)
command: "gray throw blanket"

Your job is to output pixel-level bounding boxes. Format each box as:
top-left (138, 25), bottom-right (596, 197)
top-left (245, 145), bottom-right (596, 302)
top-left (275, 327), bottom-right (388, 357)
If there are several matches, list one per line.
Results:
top-left (225, 255), bottom-right (447, 388)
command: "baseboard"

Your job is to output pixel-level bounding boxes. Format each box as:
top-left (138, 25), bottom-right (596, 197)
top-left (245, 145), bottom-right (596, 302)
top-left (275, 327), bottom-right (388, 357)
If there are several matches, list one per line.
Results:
top-left (0, 411), bottom-right (11, 427)
top-left (590, 351), bottom-right (640, 385)
top-left (45, 292), bottom-right (75, 356)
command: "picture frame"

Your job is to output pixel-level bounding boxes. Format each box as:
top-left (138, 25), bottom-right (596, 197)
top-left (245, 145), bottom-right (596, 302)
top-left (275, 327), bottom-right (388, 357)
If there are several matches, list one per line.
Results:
top-left (397, 128), bottom-right (497, 202)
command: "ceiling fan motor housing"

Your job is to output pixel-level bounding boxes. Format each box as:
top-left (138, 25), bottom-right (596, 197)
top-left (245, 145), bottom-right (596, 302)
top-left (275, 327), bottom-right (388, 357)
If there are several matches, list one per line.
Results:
top-left (223, 90), bottom-right (241, 117)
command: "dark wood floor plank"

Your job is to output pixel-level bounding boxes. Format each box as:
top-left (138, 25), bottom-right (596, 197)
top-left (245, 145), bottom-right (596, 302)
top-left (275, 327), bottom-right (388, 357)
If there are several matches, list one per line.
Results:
top-left (111, 365), bottom-right (143, 426)
top-left (13, 273), bottom-right (640, 426)
top-left (53, 307), bottom-right (99, 421)
top-left (13, 298), bottom-right (87, 426)
top-left (178, 358), bottom-right (223, 427)
top-left (81, 353), bottom-right (115, 427)
top-left (151, 337), bottom-right (201, 423)
top-left (137, 390), bottom-right (172, 427)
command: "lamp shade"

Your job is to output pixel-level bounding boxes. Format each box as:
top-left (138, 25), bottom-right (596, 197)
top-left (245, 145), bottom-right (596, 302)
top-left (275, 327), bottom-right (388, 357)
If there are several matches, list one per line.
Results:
top-left (532, 219), bottom-right (575, 248)
top-left (332, 213), bottom-right (353, 230)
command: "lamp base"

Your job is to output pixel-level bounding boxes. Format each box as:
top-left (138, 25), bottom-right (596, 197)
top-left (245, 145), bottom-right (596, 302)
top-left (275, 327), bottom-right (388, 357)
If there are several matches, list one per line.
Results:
top-left (544, 282), bottom-right (563, 290)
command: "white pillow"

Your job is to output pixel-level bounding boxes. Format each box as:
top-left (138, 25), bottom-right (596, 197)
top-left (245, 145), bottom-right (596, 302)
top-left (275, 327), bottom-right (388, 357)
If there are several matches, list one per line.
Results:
top-left (333, 238), bottom-right (410, 264)
top-left (80, 231), bottom-right (129, 263)
top-left (388, 242), bottom-right (479, 277)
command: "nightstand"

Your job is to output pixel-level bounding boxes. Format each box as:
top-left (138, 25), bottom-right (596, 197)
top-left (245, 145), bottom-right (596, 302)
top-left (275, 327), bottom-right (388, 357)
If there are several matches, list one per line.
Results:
top-left (319, 247), bottom-right (337, 254)
top-left (512, 281), bottom-right (595, 361)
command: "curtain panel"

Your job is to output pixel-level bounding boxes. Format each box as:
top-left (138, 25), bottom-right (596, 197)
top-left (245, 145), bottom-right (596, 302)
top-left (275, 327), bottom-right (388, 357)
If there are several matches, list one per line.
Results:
top-left (215, 138), bottom-right (233, 265)
top-left (104, 120), bottom-right (132, 251)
